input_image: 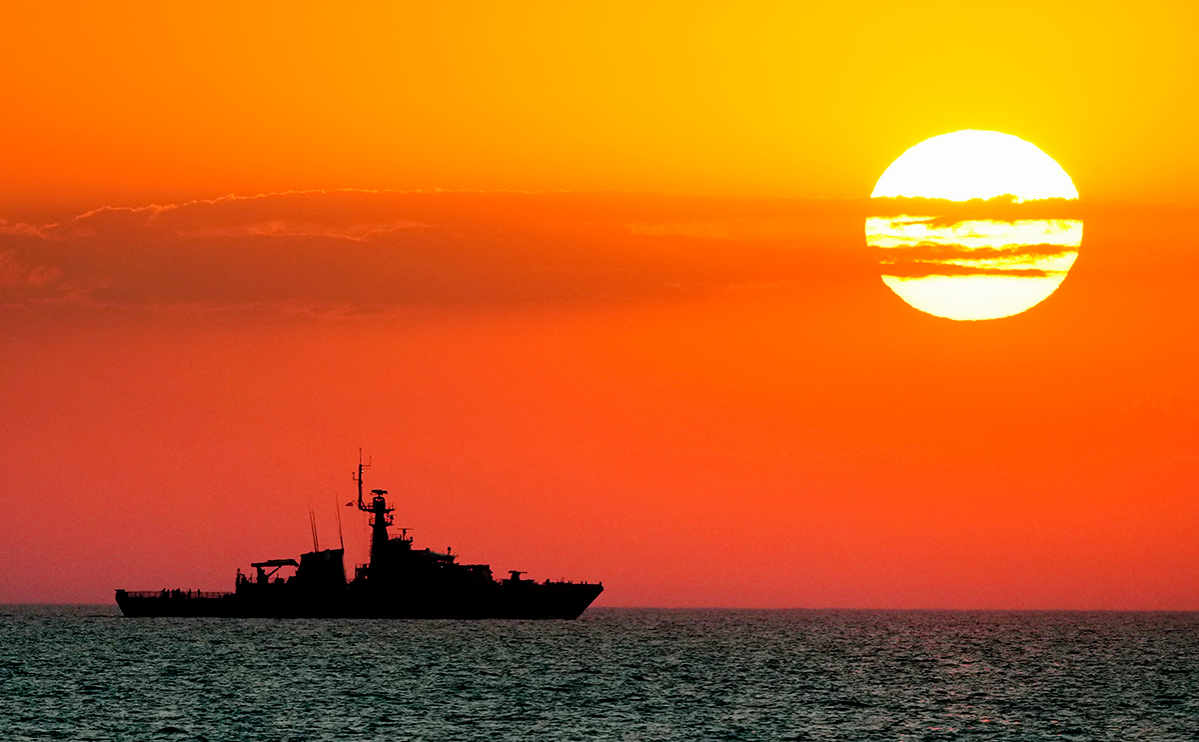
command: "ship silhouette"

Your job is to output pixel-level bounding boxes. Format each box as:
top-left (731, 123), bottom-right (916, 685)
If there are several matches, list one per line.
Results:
top-left (116, 454), bottom-right (603, 619)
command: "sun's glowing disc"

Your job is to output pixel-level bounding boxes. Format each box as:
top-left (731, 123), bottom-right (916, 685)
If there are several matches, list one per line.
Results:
top-left (872, 130), bottom-right (1078, 203)
top-left (868, 130), bottom-right (1081, 320)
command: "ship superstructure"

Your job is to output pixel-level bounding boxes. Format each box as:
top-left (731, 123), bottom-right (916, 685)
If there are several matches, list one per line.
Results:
top-left (116, 455), bottom-right (603, 619)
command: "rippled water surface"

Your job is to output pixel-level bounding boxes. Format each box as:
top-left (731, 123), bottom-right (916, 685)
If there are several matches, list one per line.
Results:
top-left (2, 607), bottom-right (1198, 741)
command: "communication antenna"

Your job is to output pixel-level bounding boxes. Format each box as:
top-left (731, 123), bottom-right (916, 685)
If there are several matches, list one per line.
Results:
top-left (352, 448), bottom-right (372, 510)
top-left (334, 495), bottom-right (345, 550)
top-left (308, 507), bottom-right (320, 552)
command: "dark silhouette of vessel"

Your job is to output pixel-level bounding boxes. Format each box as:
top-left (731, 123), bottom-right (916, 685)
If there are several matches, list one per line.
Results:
top-left (116, 455), bottom-right (603, 619)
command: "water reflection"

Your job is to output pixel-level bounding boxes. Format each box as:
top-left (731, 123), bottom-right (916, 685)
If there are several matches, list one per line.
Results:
top-left (865, 216), bottom-right (1083, 321)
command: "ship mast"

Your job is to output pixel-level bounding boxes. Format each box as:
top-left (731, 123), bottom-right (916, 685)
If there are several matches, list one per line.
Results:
top-left (353, 449), bottom-right (371, 511)
top-left (353, 450), bottom-right (394, 571)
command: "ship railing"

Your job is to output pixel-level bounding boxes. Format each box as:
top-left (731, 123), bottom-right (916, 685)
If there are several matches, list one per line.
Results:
top-left (119, 590), bottom-right (233, 599)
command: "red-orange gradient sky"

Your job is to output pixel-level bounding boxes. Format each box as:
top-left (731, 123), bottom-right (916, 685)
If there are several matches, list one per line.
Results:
top-left (2, 3), bottom-right (1199, 607)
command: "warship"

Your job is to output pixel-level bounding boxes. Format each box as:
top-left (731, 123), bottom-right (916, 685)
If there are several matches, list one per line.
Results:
top-left (115, 455), bottom-right (603, 619)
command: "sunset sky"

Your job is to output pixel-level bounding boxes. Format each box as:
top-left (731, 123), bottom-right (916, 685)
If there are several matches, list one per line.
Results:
top-left (3, 1), bottom-right (1199, 607)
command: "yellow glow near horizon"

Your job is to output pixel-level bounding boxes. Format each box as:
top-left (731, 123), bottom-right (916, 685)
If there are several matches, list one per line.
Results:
top-left (872, 130), bottom-right (1079, 202)
top-left (869, 131), bottom-right (1081, 320)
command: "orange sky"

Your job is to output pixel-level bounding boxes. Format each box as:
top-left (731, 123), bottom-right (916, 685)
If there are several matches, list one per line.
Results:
top-left (2, 3), bottom-right (1199, 607)
top-left (3, 1), bottom-right (1198, 208)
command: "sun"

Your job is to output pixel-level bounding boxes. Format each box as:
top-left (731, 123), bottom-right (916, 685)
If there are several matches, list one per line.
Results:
top-left (868, 130), bottom-right (1081, 321)
top-left (872, 130), bottom-right (1079, 202)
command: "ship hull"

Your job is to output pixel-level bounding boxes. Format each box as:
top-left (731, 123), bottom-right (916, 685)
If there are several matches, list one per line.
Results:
top-left (115, 582), bottom-right (602, 620)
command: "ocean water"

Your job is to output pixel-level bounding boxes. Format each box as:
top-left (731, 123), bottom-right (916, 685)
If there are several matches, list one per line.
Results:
top-left (1, 607), bottom-right (1197, 741)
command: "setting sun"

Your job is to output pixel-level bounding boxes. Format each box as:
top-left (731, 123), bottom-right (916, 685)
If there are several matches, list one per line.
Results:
top-left (868, 130), bottom-right (1082, 320)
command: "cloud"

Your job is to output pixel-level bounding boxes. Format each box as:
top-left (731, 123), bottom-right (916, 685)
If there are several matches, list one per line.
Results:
top-left (0, 190), bottom-right (871, 312)
top-left (1, 190), bottom-right (1194, 314)
top-left (0, 250), bottom-right (62, 288)
top-left (878, 242), bottom-right (1078, 262)
top-left (866, 196), bottom-right (1083, 221)
top-left (881, 264), bottom-right (1058, 279)
top-left (0, 219), bottom-right (56, 239)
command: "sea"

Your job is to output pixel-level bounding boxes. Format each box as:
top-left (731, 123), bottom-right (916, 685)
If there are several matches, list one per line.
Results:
top-left (2, 606), bottom-right (1197, 741)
